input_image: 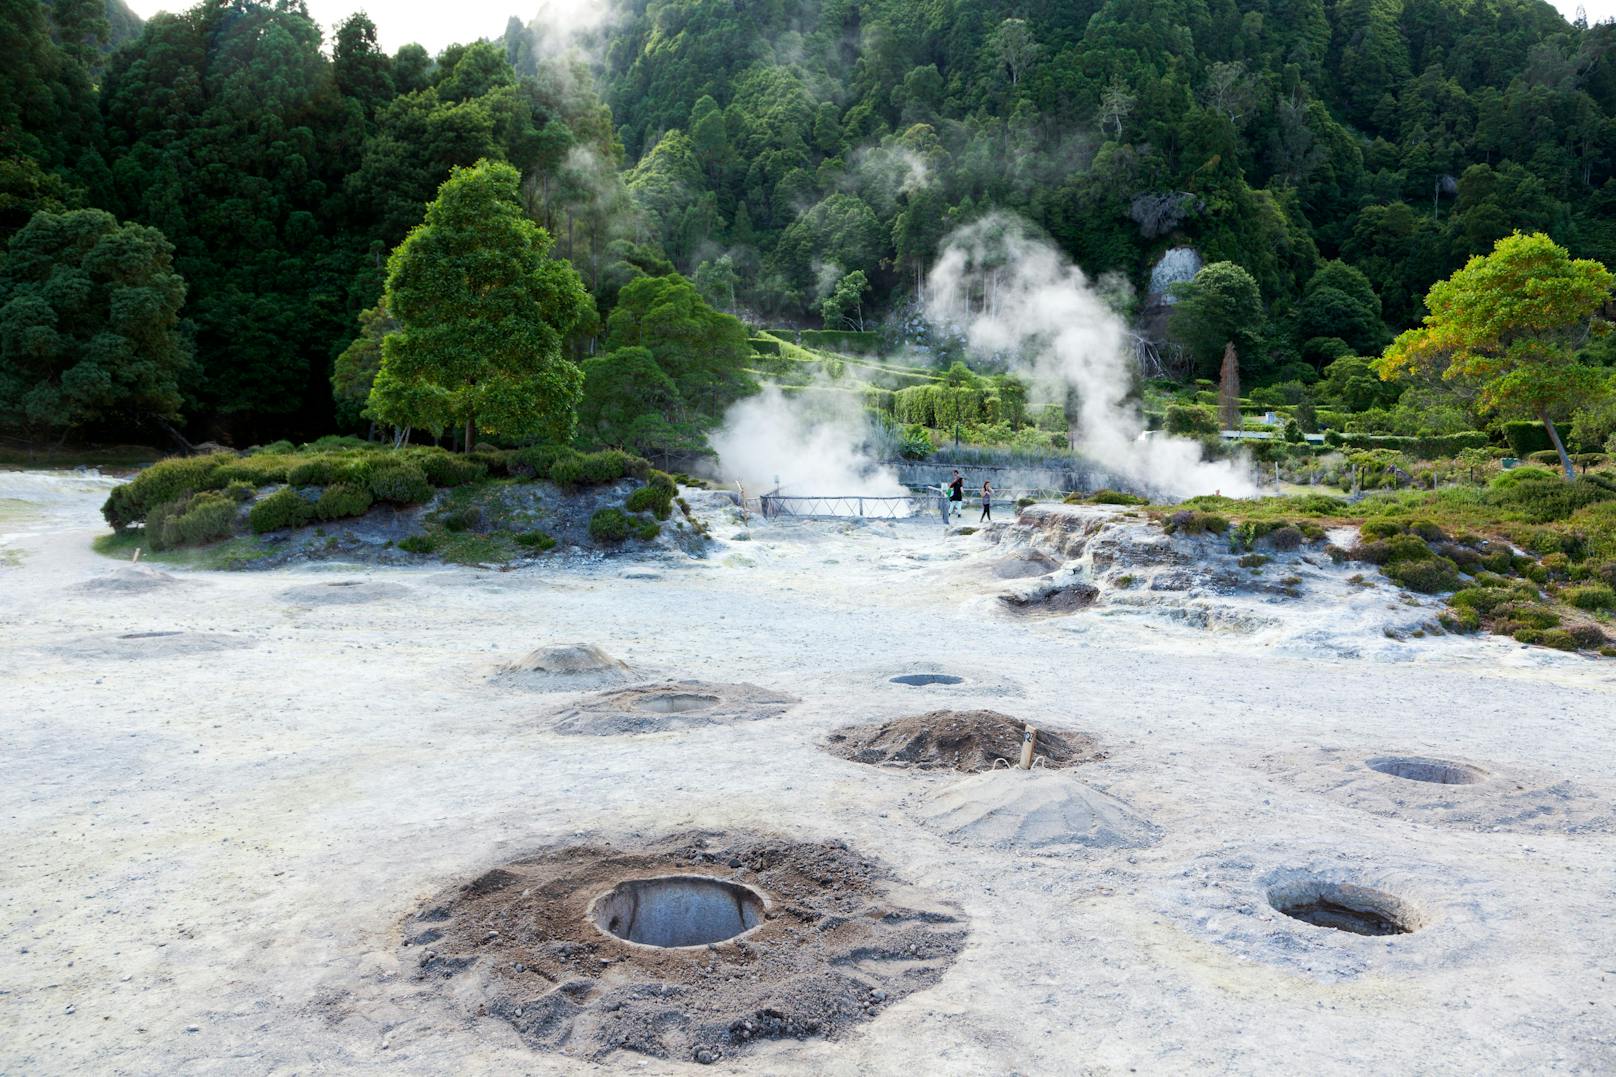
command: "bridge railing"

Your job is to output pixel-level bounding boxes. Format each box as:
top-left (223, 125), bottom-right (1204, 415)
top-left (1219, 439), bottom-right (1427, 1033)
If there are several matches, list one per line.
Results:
top-left (757, 492), bottom-right (1036, 520)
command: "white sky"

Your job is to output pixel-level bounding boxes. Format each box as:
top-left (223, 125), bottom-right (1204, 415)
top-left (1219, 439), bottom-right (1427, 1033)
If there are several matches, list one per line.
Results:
top-left (123, 0), bottom-right (1613, 60)
top-left (121, 0), bottom-right (611, 55)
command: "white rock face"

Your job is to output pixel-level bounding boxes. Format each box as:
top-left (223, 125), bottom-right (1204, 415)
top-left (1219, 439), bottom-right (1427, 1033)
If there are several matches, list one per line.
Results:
top-left (1147, 246), bottom-right (1203, 301)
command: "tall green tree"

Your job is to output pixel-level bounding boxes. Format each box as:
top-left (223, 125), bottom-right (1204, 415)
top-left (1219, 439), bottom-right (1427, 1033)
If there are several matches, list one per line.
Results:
top-left (368, 159), bottom-right (594, 450)
top-left (0, 208), bottom-right (189, 441)
top-left (1378, 232), bottom-right (1614, 479)
top-left (1170, 262), bottom-right (1267, 378)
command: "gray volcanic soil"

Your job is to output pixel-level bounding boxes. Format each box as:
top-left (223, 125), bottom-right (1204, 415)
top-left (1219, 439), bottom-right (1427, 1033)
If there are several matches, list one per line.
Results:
top-left (4, 471), bottom-right (1616, 1074)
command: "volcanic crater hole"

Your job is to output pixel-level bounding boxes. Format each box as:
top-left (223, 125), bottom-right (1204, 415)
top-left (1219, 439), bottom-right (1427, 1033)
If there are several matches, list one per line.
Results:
top-left (634, 692), bottom-right (720, 714)
top-left (1267, 879), bottom-right (1422, 937)
top-left (1366, 755), bottom-right (1488, 785)
top-left (588, 875), bottom-right (765, 948)
top-left (119, 631), bottom-right (182, 639)
top-left (891, 674), bottom-right (964, 687)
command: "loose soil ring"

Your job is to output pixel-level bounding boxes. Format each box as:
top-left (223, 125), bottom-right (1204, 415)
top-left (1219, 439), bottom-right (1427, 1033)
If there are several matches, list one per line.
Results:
top-left (825, 710), bottom-right (1105, 773)
top-left (405, 831), bottom-right (966, 1063)
top-left (541, 680), bottom-right (797, 736)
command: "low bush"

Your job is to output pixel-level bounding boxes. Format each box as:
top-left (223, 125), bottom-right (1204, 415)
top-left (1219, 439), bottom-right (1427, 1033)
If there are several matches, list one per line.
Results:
top-left (287, 456), bottom-right (341, 485)
top-left (1164, 510), bottom-right (1228, 535)
top-left (1385, 556), bottom-right (1462, 593)
top-left (102, 453), bottom-right (223, 529)
top-left (368, 461), bottom-right (432, 504)
top-left (551, 449), bottom-right (649, 488)
top-left (633, 516), bottom-right (660, 541)
top-left (253, 440), bottom-right (295, 455)
top-left (440, 508), bottom-right (477, 532)
top-left (210, 455), bottom-right (292, 487)
top-left (1492, 601), bottom-right (1560, 630)
top-left (249, 487), bottom-right (315, 533)
top-left (626, 473), bottom-right (677, 520)
top-left (1567, 623), bottom-right (1608, 647)
top-left (1087, 489), bottom-right (1150, 506)
top-left (1359, 519), bottom-right (1405, 540)
top-left (1266, 525), bottom-right (1305, 551)
top-left (1562, 583), bottom-right (1616, 611)
top-left (1440, 606), bottom-right (1482, 632)
top-left (157, 491), bottom-right (238, 548)
top-left (1536, 628), bottom-right (1580, 651)
top-left (1164, 404), bottom-right (1219, 437)
top-left (514, 530), bottom-right (556, 551)
top-left (1237, 553), bottom-right (1269, 568)
top-left (1352, 534), bottom-right (1430, 565)
top-left (398, 534), bottom-right (438, 554)
top-left (510, 443), bottom-right (575, 480)
top-left (414, 450), bottom-right (487, 487)
top-left (315, 482), bottom-right (373, 522)
top-left (588, 507), bottom-right (631, 542)
top-left (223, 480), bottom-right (256, 502)
top-left (1451, 587), bottom-right (1513, 614)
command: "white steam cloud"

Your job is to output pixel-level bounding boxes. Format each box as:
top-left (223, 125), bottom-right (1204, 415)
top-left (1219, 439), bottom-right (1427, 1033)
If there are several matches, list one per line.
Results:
top-left (711, 385), bottom-right (906, 499)
top-left (924, 214), bottom-right (1257, 499)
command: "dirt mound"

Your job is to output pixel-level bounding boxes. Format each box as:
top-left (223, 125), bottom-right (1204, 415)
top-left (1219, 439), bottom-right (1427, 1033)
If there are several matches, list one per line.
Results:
top-left (494, 643), bottom-right (637, 690)
top-left (998, 578), bottom-right (1100, 616)
top-left (278, 579), bottom-right (410, 605)
top-left (825, 710), bottom-right (1103, 773)
top-left (405, 831), bottom-right (965, 1063)
top-left (915, 771), bottom-right (1161, 851)
top-left (70, 567), bottom-right (183, 594)
top-left (543, 680), bottom-right (796, 736)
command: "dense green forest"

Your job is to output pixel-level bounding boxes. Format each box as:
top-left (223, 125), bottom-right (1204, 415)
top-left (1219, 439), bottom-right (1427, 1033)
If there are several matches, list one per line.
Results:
top-left (3, 0), bottom-right (1616, 452)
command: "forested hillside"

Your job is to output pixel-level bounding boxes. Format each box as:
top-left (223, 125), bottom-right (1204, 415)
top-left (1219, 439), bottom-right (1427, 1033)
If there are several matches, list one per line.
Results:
top-left (2, 0), bottom-right (1615, 447)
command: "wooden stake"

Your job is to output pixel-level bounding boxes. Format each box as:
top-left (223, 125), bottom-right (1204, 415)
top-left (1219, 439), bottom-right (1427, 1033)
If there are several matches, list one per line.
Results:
top-left (1019, 724), bottom-right (1037, 770)
top-left (132, 547), bottom-right (141, 563)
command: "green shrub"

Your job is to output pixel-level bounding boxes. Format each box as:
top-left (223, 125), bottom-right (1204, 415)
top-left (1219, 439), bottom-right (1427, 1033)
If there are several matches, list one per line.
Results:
top-left (1537, 628), bottom-right (1579, 651)
top-left (514, 530), bottom-right (556, 551)
top-left (551, 449), bottom-right (649, 487)
top-left (1487, 472), bottom-right (1616, 523)
top-left (398, 533), bottom-right (438, 554)
top-left (1384, 557), bottom-right (1462, 593)
top-left (1513, 628), bottom-right (1544, 644)
top-left (1440, 606), bottom-right (1482, 632)
top-left (511, 443), bottom-right (576, 480)
top-left (1359, 519), bottom-right (1405, 540)
top-left (626, 481), bottom-right (675, 519)
top-left (414, 450), bottom-right (487, 487)
top-left (253, 440), bottom-right (295, 455)
top-left (1493, 601), bottom-right (1560, 630)
top-left (249, 487), bottom-right (315, 533)
top-left (210, 455), bottom-right (292, 487)
top-left (634, 516), bottom-right (660, 541)
top-left (441, 509), bottom-right (476, 532)
top-left (315, 482), bottom-right (374, 522)
top-left (1562, 583), bottom-right (1616, 611)
top-left (368, 462), bottom-right (432, 504)
top-left (468, 449), bottom-right (516, 477)
top-left (1451, 587), bottom-right (1512, 614)
top-left (155, 491), bottom-right (238, 548)
top-left (1164, 510), bottom-right (1228, 535)
top-left (288, 456), bottom-right (341, 485)
top-left (304, 435), bottom-right (369, 451)
top-left (1237, 553), bottom-right (1269, 568)
top-left (102, 454), bottom-right (224, 529)
top-left (1165, 404), bottom-right (1219, 437)
top-left (1087, 489), bottom-right (1150, 506)
top-left (589, 507), bottom-right (631, 542)
top-left (1291, 493), bottom-right (1348, 515)
top-left (1408, 520), bottom-right (1447, 542)
top-left (1266, 525), bottom-right (1305, 551)
top-left (223, 480), bottom-right (256, 502)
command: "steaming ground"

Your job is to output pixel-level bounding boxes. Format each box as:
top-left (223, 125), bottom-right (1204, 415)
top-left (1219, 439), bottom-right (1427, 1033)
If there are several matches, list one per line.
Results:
top-left (4, 468), bottom-right (1616, 1073)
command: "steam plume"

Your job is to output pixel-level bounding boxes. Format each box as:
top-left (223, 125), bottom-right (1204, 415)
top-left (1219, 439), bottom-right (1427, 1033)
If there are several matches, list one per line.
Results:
top-left (924, 214), bottom-right (1257, 499)
top-left (711, 385), bottom-right (906, 498)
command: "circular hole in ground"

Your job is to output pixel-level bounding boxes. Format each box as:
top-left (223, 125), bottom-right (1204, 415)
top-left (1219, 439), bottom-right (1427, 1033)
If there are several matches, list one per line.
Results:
top-left (588, 875), bottom-right (765, 948)
top-left (1366, 755), bottom-right (1487, 785)
top-left (1267, 879), bottom-right (1421, 936)
top-left (119, 631), bottom-right (182, 639)
top-left (890, 674), bottom-right (964, 686)
top-left (633, 692), bottom-right (720, 714)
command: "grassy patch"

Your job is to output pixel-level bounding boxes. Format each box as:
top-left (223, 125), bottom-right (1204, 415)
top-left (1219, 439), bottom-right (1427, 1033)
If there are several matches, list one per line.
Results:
top-left (92, 529), bottom-right (272, 569)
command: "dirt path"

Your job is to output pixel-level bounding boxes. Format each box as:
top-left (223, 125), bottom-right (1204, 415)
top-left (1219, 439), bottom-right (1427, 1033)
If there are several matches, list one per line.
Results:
top-left (2, 470), bottom-right (1614, 1074)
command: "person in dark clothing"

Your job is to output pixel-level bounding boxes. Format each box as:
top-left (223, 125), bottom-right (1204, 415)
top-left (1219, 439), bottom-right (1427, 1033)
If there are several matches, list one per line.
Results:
top-left (979, 479), bottom-right (993, 521)
top-left (948, 470), bottom-right (964, 506)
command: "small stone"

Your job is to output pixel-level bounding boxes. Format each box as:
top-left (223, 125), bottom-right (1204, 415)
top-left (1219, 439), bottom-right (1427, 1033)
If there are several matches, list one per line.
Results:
top-left (694, 1046), bottom-right (720, 1064)
top-left (868, 989), bottom-right (887, 1002)
top-left (185, 1025), bottom-right (200, 1033)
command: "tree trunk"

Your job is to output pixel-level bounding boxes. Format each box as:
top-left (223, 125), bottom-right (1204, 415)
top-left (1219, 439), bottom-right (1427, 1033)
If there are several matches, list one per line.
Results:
top-left (1217, 342), bottom-right (1241, 432)
top-left (1541, 411), bottom-right (1575, 480)
top-left (152, 417), bottom-right (195, 455)
top-left (464, 415), bottom-right (475, 455)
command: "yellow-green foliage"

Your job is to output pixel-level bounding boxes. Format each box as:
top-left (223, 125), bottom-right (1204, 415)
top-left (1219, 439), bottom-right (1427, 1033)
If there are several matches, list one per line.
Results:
top-left (249, 487), bottom-right (315, 532)
top-left (147, 491), bottom-right (238, 549)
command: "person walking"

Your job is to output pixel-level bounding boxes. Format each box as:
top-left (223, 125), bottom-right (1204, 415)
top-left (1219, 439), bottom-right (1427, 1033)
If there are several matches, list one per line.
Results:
top-left (979, 479), bottom-right (993, 522)
top-left (938, 478), bottom-right (952, 528)
top-left (948, 469), bottom-right (964, 512)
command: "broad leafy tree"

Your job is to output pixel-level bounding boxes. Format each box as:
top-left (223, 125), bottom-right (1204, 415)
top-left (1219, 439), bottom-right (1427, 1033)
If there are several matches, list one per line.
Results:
top-left (1170, 262), bottom-right (1267, 378)
top-left (1378, 232), bottom-right (1614, 479)
top-left (0, 209), bottom-right (189, 441)
top-left (368, 160), bottom-right (594, 450)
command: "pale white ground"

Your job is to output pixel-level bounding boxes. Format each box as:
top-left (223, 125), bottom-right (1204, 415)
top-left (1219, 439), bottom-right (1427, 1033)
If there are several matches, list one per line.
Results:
top-left (3, 469), bottom-right (1615, 1075)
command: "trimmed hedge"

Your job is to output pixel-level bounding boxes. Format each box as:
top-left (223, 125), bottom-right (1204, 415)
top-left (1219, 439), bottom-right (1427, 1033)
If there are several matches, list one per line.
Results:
top-left (1322, 431), bottom-right (1491, 458)
top-left (1502, 420), bottom-right (1555, 457)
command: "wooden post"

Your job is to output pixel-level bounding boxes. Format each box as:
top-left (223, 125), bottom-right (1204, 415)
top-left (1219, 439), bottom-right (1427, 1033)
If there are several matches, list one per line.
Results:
top-left (1019, 724), bottom-right (1037, 769)
top-left (132, 547), bottom-right (141, 563)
